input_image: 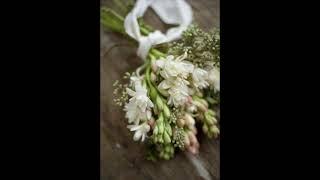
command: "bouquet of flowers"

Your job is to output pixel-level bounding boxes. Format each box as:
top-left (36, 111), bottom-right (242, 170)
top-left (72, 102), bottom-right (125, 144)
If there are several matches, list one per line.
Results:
top-left (102, 0), bottom-right (220, 160)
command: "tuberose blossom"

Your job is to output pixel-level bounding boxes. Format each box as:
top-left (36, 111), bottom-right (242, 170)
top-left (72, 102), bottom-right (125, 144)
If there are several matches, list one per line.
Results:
top-left (124, 76), bottom-right (153, 125)
top-left (155, 52), bottom-right (194, 107)
top-left (155, 53), bottom-right (194, 80)
top-left (192, 67), bottom-right (209, 89)
top-left (127, 122), bottom-right (150, 142)
top-left (167, 81), bottom-right (190, 106)
top-left (207, 67), bottom-right (220, 91)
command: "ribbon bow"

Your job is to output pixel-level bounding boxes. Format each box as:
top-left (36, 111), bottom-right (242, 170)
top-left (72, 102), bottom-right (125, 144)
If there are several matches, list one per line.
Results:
top-left (124, 0), bottom-right (193, 60)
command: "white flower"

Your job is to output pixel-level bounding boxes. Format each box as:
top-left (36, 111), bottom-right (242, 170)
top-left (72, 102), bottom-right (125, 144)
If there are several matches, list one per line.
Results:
top-left (167, 82), bottom-right (190, 107)
top-left (155, 52), bottom-right (194, 107)
top-left (192, 68), bottom-right (209, 89)
top-left (124, 100), bottom-right (152, 124)
top-left (158, 76), bottom-right (190, 89)
top-left (124, 77), bottom-right (153, 125)
top-left (155, 53), bottom-right (194, 79)
top-left (127, 122), bottom-right (150, 142)
top-left (207, 67), bottom-right (220, 91)
top-left (126, 84), bottom-right (153, 112)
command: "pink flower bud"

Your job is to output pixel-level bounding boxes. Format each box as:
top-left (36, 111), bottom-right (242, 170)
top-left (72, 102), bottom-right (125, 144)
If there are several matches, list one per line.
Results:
top-left (150, 72), bottom-right (157, 83)
top-left (151, 61), bottom-right (158, 72)
top-left (184, 134), bottom-right (190, 147)
top-left (184, 113), bottom-right (195, 126)
top-left (177, 118), bottom-right (186, 128)
top-left (190, 126), bottom-right (197, 135)
top-left (148, 118), bottom-right (156, 129)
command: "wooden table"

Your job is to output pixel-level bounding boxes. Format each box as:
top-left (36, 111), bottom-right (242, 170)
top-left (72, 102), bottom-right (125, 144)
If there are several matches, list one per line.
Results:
top-left (101, 0), bottom-right (220, 179)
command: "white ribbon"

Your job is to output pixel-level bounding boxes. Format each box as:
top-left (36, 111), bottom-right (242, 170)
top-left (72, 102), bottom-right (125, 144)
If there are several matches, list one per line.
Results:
top-left (124, 0), bottom-right (193, 60)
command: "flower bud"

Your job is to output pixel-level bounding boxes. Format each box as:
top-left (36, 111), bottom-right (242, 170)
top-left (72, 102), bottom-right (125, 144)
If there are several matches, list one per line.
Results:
top-left (149, 86), bottom-right (157, 101)
top-left (196, 91), bottom-right (203, 97)
top-left (163, 105), bottom-right (171, 119)
top-left (163, 131), bottom-right (171, 144)
top-left (153, 136), bottom-right (158, 143)
top-left (187, 96), bottom-right (193, 104)
top-left (209, 126), bottom-right (220, 136)
top-left (157, 113), bottom-right (164, 123)
top-left (193, 101), bottom-right (207, 112)
top-left (156, 96), bottom-right (164, 111)
top-left (150, 72), bottom-right (157, 83)
top-left (195, 140), bottom-right (200, 149)
top-left (159, 122), bottom-right (164, 134)
top-left (158, 87), bottom-right (169, 97)
top-left (206, 117), bottom-right (214, 126)
top-left (163, 153), bottom-right (170, 160)
top-left (187, 146), bottom-right (198, 155)
top-left (187, 104), bottom-right (197, 113)
top-left (151, 60), bottom-right (158, 72)
top-left (153, 126), bottom-right (159, 135)
top-left (204, 112), bottom-right (214, 125)
top-left (153, 105), bottom-right (159, 115)
top-left (197, 98), bottom-right (208, 108)
top-left (184, 113), bottom-right (195, 126)
top-left (211, 117), bottom-right (218, 124)
top-left (198, 114), bottom-right (204, 121)
top-left (165, 145), bottom-right (171, 153)
top-left (148, 118), bottom-right (156, 129)
top-left (158, 134), bottom-right (164, 143)
top-left (166, 125), bottom-right (172, 137)
top-left (207, 109), bottom-right (216, 116)
top-left (188, 132), bottom-right (197, 145)
top-left (177, 118), bottom-right (185, 128)
top-left (170, 147), bottom-right (174, 154)
top-left (159, 151), bottom-right (164, 158)
top-left (184, 135), bottom-right (190, 147)
top-left (165, 122), bottom-right (172, 136)
top-left (193, 144), bottom-right (200, 154)
top-left (202, 124), bottom-right (208, 134)
top-left (190, 126), bottom-right (197, 135)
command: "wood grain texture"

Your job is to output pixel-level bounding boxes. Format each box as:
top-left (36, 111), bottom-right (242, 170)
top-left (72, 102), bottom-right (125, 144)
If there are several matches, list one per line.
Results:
top-left (100, 0), bottom-right (220, 179)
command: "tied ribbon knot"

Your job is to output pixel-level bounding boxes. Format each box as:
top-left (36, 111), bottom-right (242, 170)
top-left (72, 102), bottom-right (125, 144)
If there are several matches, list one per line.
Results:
top-left (124, 0), bottom-right (193, 60)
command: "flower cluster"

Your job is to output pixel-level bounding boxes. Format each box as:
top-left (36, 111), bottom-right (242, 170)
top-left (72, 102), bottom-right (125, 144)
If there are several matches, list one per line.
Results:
top-left (111, 26), bottom-right (220, 160)
top-left (102, 5), bottom-right (220, 160)
top-left (124, 75), bottom-right (154, 141)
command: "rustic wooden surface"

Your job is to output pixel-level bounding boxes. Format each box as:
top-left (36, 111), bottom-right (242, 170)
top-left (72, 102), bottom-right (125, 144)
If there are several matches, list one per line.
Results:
top-left (100, 0), bottom-right (220, 179)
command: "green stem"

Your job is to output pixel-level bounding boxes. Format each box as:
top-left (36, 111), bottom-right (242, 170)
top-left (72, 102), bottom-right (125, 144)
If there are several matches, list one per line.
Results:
top-left (150, 49), bottom-right (166, 58)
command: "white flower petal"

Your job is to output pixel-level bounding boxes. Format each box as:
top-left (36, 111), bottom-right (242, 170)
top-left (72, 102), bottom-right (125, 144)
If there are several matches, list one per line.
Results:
top-left (208, 67), bottom-right (220, 91)
top-left (155, 60), bottom-right (165, 68)
top-left (158, 80), bottom-right (172, 90)
top-left (126, 88), bottom-right (136, 97)
top-left (133, 130), bottom-right (142, 141)
top-left (146, 110), bottom-right (151, 120)
top-left (192, 68), bottom-right (209, 89)
top-left (141, 134), bottom-right (146, 142)
top-left (147, 99), bottom-right (154, 108)
top-left (127, 124), bottom-right (141, 131)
